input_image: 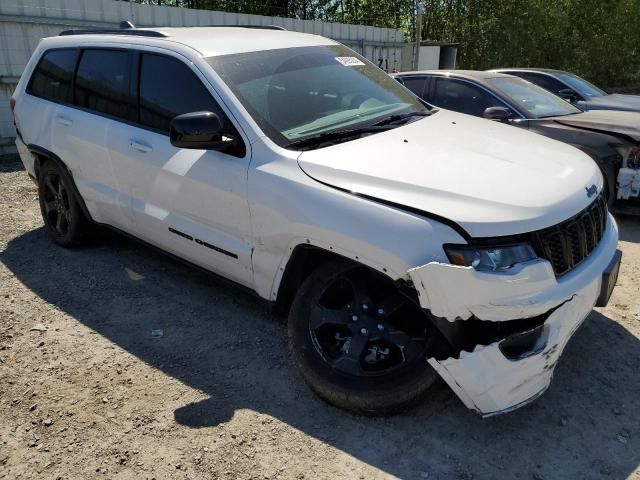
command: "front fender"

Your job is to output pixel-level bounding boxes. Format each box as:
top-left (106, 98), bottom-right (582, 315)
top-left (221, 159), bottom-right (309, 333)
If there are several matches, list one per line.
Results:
top-left (247, 141), bottom-right (465, 301)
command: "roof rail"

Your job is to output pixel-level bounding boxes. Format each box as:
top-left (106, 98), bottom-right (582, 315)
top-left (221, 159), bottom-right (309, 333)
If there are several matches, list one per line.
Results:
top-left (59, 22), bottom-right (286, 38)
top-left (207, 25), bottom-right (287, 30)
top-left (59, 28), bottom-right (168, 38)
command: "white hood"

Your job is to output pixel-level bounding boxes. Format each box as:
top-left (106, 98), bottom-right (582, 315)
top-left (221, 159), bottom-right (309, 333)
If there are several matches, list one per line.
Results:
top-left (297, 110), bottom-right (602, 238)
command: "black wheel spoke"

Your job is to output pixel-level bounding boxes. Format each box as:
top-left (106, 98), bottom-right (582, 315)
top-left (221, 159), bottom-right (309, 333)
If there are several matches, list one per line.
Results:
top-left (44, 201), bottom-right (56, 214)
top-left (384, 328), bottom-right (411, 345)
top-left (45, 176), bottom-right (57, 196)
top-left (333, 332), bottom-right (369, 375)
top-left (55, 212), bottom-right (64, 233)
top-left (375, 295), bottom-right (405, 318)
top-left (344, 276), bottom-right (372, 310)
top-left (310, 301), bottom-right (357, 330)
top-left (382, 328), bottom-right (426, 362)
top-left (401, 338), bottom-right (426, 363)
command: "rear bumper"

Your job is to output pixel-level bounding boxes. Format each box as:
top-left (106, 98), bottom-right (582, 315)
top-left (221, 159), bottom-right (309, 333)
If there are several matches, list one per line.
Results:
top-left (408, 213), bottom-right (619, 416)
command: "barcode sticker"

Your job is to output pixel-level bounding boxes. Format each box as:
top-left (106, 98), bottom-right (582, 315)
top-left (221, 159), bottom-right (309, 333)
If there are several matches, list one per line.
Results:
top-left (335, 56), bottom-right (365, 67)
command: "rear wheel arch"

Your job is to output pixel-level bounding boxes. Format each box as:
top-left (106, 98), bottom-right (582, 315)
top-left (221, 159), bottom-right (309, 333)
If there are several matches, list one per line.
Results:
top-left (27, 144), bottom-right (93, 222)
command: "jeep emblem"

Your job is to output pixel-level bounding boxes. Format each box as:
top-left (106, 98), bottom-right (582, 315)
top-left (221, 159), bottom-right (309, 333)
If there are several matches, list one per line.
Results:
top-left (585, 184), bottom-right (597, 198)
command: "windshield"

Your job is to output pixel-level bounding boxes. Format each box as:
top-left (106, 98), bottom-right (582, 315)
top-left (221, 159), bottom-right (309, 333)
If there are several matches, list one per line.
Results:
top-left (206, 45), bottom-right (429, 149)
top-left (488, 77), bottom-right (582, 118)
top-left (556, 72), bottom-right (606, 98)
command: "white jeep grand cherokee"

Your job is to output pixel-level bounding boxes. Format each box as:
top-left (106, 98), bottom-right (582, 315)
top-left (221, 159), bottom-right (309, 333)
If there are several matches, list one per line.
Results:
top-left (11, 25), bottom-right (621, 417)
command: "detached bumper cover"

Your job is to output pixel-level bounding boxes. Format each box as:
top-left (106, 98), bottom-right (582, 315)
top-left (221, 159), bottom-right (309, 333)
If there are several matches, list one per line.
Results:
top-left (408, 214), bottom-right (619, 416)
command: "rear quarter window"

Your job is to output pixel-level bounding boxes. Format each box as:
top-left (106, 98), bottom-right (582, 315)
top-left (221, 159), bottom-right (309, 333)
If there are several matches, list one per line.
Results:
top-left (27, 49), bottom-right (78, 103)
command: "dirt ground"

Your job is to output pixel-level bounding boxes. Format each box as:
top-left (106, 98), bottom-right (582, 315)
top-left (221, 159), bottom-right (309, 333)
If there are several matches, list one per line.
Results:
top-left (0, 153), bottom-right (639, 480)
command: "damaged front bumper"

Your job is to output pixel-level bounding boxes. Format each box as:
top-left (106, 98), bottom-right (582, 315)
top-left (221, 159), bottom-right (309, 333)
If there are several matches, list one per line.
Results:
top-left (408, 214), bottom-right (620, 417)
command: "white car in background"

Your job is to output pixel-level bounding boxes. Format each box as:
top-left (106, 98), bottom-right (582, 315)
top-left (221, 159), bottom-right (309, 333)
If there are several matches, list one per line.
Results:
top-left (11, 25), bottom-right (621, 416)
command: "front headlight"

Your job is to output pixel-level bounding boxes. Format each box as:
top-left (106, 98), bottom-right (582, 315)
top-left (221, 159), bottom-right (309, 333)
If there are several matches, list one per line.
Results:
top-left (444, 243), bottom-right (537, 272)
top-left (616, 146), bottom-right (640, 169)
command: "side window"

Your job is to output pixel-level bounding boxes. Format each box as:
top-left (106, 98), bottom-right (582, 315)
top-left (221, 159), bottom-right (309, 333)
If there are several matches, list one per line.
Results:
top-left (27, 49), bottom-right (78, 103)
top-left (400, 77), bottom-right (428, 99)
top-left (432, 78), bottom-right (506, 117)
top-left (138, 54), bottom-right (227, 134)
top-left (517, 73), bottom-right (569, 97)
top-left (74, 49), bottom-right (130, 120)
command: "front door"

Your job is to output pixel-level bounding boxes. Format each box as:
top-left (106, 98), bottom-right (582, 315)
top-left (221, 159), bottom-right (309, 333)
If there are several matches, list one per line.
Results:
top-left (107, 51), bottom-right (253, 287)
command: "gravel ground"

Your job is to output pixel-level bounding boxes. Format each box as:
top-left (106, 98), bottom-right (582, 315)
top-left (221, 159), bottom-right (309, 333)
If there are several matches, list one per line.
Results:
top-left (1, 154), bottom-right (639, 480)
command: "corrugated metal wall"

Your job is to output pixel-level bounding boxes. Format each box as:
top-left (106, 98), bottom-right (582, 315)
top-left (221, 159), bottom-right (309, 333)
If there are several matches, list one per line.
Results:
top-left (0, 0), bottom-right (411, 155)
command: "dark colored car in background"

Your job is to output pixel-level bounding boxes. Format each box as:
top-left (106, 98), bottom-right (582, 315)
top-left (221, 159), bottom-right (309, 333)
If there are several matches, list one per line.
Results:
top-left (393, 70), bottom-right (640, 210)
top-left (490, 68), bottom-right (640, 113)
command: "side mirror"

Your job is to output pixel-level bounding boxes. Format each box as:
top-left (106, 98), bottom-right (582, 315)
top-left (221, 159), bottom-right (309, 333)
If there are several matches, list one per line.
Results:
top-left (558, 88), bottom-right (578, 102)
top-left (483, 106), bottom-right (512, 122)
top-left (170, 111), bottom-right (237, 150)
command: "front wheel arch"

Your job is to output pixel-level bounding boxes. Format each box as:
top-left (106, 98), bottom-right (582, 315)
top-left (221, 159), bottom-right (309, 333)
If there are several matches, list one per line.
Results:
top-left (273, 243), bottom-right (401, 315)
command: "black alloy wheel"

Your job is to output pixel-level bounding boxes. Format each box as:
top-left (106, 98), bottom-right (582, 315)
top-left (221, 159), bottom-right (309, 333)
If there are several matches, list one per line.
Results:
top-left (289, 260), bottom-right (440, 415)
top-left (38, 161), bottom-right (87, 247)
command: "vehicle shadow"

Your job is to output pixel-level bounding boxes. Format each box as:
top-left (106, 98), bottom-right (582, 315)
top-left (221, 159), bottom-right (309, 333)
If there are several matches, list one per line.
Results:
top-left (616, 215), bottom-right (640, 243)
top-left (0, 154), bottom-right (24, 173)
top-left (2, 227), bottom-right (639, 479)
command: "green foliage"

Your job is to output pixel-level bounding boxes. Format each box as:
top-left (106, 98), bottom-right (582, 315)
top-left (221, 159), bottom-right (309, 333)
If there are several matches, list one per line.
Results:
top-left (133, 0), bottom-right (640, 87)
top-left (422, 0), bottom-right (640, 87)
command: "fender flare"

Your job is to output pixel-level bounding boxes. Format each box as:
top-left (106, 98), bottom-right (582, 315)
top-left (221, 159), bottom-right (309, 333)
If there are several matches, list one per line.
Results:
top-left (27, 144), bottom-right (94, 222)
top-left (269, 236), bottom-right (403, 303)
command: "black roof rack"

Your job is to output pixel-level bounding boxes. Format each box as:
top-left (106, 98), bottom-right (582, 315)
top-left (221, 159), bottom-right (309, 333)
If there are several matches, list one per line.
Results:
top-left (206, 25), bottom-right (287, 30)
top-left (59, 28), bottom-right (168, 38)
top-left (59, 22), bottom-right (286, 37)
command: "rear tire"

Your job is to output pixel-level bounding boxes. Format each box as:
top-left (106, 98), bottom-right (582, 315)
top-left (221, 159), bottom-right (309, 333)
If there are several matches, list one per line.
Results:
top-left (38, 161), bottom-right (88, 247)
top-left (288, 259), bottom-right (440, 415)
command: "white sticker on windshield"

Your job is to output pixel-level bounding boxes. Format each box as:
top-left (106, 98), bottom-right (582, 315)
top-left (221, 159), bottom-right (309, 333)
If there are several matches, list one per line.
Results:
top-left (335, 56), bottom-right (365, 67)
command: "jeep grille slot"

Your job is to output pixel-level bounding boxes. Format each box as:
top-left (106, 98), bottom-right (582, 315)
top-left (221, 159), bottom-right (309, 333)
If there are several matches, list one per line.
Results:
top-left (532, 193), bottom-right (607, 277)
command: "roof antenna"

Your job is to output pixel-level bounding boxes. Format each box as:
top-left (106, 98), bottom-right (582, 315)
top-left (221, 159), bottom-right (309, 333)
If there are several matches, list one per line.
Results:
top-left (120, 20), bottom-right (135, 29)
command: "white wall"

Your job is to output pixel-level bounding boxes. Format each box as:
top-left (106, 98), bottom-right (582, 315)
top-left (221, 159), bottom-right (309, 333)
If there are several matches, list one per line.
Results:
top-left (0, 0), bottom-right (407, 155)
top-left (418, 46), bottom-right (441, 70)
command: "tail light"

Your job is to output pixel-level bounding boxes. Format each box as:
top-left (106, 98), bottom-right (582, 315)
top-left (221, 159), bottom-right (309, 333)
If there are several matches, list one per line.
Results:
top-left (9, 96), bottom-right (16, 114)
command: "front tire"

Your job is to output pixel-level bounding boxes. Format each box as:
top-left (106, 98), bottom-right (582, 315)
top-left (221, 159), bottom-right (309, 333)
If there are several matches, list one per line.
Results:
top-left (288, 259), bottom-right (440, 415)
top-left (38, 161), bottom-right (88, 247)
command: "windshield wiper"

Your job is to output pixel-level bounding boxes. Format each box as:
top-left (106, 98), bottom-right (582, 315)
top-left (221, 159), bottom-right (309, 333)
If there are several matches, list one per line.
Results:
top-left (284, 125), bottom-right (391, 151)
top-left (285, 111), bottom-right (432, 151)
top-left (371, 110), bottom-right (431, 127)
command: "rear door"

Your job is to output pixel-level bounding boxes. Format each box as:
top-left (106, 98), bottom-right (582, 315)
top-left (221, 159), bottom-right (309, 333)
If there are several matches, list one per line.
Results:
top-left (106, 50), bottom-right (254, 287)
top-left (52, 48), bottom-right (134, 229)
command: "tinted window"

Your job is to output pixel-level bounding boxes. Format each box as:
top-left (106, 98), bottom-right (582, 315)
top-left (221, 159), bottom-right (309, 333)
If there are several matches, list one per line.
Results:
top-left (488, 77), bottom-right (580, 118)
top-left (27, 49), bottom-right (78, 103)
top-left (139, 54), bottom-right (225, 133)
top-left (555, 72), bottom-right (606, 98)
top-left (516, 72), bottom-right (570, 97)
top-left (75, 49), bottom-right (130, 119)
top-left (400, 77), bottom-right (428, 98)
top-left (432, 78), bottom-right (506, 117)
